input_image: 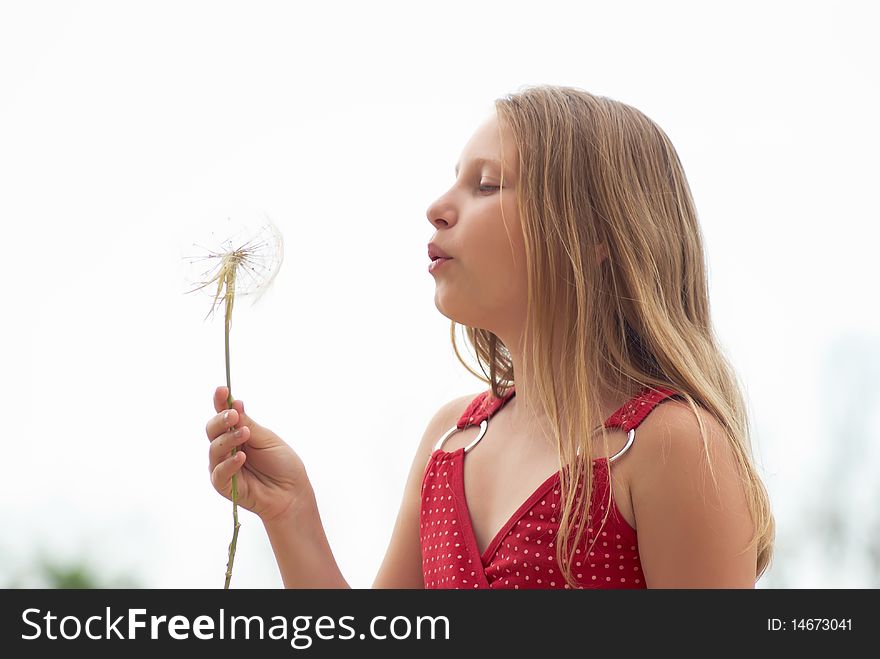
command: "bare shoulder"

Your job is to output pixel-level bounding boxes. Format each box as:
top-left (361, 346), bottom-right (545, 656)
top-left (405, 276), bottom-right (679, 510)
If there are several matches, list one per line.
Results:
top-left (628, 397), bottom-right (742, 501)
top-left (627, 397), bottom-right (757, 587)
top-left (437, 391), bottom-right (483, 426)
top-left (630, 398), bottom-right (734, 471)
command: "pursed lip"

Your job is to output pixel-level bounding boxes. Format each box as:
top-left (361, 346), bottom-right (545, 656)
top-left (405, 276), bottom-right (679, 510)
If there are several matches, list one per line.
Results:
top-left (427, 243), bottom-right (453, 261)
top-left (427, 256), bottom-right (452, 274)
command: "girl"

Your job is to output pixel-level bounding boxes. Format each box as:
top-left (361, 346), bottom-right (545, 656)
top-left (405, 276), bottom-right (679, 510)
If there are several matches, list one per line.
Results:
top-left (204, 85), bottom-right (775, 589)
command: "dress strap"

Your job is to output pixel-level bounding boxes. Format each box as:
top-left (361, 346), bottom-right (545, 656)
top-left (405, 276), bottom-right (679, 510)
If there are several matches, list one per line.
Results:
top-left (432, 388), bottom-right (515, 454)
top-left (456, 387), bottom-right (516, 429)
top-left (604, 386), bottom-right (682, 432)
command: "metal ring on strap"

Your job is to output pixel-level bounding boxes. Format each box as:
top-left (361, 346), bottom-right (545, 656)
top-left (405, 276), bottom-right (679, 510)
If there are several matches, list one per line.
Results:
top-left (433, 419), bottom-right (488, 454)
top-left (607, 428), bottom-right (636, 463)
top-left (575, 427), bottom-right (636, 462)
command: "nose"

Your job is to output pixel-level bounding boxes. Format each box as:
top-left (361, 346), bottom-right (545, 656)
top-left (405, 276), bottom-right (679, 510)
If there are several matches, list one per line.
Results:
top-left (426, 193), bottom-right (456, 229)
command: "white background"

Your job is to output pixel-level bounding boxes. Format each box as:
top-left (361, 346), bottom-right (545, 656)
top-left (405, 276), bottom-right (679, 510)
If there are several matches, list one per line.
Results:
top-left (1, 0), bottom-right (877, 588)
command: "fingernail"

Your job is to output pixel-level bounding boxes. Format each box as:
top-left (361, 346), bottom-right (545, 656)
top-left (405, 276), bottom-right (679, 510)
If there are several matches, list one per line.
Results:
top-left (233, 428), bottom-right (242, 437)
top-left (223, 410), bottom-right (230, 424)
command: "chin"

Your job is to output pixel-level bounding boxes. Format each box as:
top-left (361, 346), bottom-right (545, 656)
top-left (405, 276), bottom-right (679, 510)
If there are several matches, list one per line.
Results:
top-left (433, 294), bottom-right (463, 324)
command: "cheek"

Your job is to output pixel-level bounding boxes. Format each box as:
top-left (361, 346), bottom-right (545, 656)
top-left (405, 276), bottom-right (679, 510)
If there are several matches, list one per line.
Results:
top-left (502, 215), bottom-right (528, 277)
top-left (475, 238), bottom-right (527, 306)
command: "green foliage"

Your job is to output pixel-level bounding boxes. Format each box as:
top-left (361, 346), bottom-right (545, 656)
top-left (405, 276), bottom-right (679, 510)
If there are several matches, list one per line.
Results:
top-left (3, 554), bottom-right (141, 589)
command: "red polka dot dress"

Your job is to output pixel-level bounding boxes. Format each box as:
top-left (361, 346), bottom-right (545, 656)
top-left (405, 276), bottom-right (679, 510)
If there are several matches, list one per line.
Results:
top-left (419, 385), bottom-right (682, 589)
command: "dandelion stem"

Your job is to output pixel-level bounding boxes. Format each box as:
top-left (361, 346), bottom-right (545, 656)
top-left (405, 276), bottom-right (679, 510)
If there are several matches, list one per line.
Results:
top-left (223, 264), bottom-right (240, 590)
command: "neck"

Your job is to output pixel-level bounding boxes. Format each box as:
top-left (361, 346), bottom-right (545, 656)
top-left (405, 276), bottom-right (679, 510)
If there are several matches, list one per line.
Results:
top-left (491, 324), bottom-right (636, 440)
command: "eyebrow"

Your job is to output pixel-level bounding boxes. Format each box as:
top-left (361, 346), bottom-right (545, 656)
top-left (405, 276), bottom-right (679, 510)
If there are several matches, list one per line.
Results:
top-left (454, 157), bottom-right (503, 177)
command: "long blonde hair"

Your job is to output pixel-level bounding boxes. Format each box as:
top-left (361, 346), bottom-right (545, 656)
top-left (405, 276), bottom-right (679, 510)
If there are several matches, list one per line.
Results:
top-left (450, 85), bottom-right (775, 587)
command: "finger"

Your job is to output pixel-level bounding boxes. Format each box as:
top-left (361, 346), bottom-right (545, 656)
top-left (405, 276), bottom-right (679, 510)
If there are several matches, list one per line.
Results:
top-left (205, 406), bottom-right (239, 441)
top-left (214, 386), bottom-right (231, 413)
top-left (211, 450), bottom-right (246, 496)
top-left (209, 425), bottom-right (250, 469)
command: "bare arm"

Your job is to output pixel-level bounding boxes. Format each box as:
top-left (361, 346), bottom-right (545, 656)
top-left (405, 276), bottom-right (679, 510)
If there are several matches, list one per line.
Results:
top-left (261, 482), bottom-right (351, 589)
top-left (629, 401), bottom-right (758, 588)
top-left (259, 393), bottom-right (472, 589)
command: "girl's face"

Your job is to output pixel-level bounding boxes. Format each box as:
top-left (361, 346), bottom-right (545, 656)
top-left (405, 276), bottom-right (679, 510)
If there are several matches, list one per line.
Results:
top-left (426, 113), bottom-right (526, 337)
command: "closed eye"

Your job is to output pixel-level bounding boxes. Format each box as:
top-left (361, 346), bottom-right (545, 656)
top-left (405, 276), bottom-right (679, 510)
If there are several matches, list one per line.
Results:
top-left (479, 185), bottom-right (500, 194)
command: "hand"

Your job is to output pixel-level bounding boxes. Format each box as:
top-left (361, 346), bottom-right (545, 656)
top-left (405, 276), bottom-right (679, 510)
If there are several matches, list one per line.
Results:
top-left (205, 386), bottom-right (312, 524)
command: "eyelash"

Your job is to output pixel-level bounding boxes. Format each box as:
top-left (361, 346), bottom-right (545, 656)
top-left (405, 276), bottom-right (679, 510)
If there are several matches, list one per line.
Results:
top-left (479, 185), bottom-right (500, 194)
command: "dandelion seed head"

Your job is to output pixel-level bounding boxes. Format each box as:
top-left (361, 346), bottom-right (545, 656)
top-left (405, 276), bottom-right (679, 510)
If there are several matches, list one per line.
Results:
top-left (181, 211), bottom-right (284, 320)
